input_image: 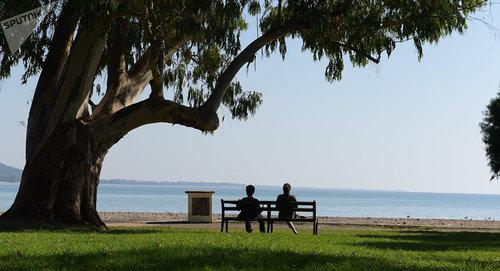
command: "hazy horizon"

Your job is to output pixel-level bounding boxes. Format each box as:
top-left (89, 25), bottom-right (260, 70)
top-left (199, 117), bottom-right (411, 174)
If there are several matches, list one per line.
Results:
top-left (1, 6), bottom-right (500, 195)
top-left (1, 163), bottom-right (499, 196)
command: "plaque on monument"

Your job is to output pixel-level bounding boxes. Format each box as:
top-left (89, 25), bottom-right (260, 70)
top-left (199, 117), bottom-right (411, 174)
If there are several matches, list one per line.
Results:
top-left (185, 191), bottom-right (215, 223)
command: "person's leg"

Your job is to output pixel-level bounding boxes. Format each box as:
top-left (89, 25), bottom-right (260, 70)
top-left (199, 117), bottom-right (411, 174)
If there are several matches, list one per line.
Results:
top-left (238, 213), bottom-right (253, 233)
top-left (245, 220), bottom-right (253, 233)
top-left (286, 221), bottom-right (298, 234)
top-left (257, 214), bottom-right (266, 233)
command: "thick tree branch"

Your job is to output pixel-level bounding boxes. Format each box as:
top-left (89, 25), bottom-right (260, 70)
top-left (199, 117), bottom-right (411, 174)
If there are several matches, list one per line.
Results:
top-left (148, 43), bottom-right (165, 100)
top-left (201, 27), bottom-right (290, 114)
top-left (90, 46), bottom-right (153, 121)
top-left (44, 15), bottom-right (108, 138)
top-left (128, 47), bottom-right (153, 83)
top-left (107, 19), bottom-right (129, 91)
top-left (90, 37), bottom-right (188, 121)
top-left (89, 19), bottom-right (138, 121)
top-left (26, 0), bottom-right (80, 159)
top-left (91, 99), bottom-right (219, 150)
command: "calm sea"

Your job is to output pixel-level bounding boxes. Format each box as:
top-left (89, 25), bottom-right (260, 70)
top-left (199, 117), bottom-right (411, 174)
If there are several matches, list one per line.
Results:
top-left (1, 183), bottom-right (500, 220)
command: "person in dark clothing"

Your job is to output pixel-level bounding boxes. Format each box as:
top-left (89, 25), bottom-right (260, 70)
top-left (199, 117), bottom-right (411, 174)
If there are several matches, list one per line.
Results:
top-left (237, 185), bottom-right (265, 233)
top-left (276, 183), bottom-right (298, 234)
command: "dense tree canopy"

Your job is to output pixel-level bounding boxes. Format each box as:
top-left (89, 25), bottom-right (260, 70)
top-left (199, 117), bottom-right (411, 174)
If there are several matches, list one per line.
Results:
top-left (481, 93), bottom-right (500, 180)
top-left (1, 0), bottom-right (487, 124)
top-left (0, 0), bottom-right (488, 227)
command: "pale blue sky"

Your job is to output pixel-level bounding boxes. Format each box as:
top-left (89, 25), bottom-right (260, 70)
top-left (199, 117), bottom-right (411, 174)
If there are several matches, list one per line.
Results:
top-left (1, 7), bottom-right (500, 194)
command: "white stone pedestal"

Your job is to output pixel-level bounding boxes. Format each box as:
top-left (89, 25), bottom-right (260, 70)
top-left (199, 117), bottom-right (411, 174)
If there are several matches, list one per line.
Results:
top-left (185, 191), bottom-right (215, 223)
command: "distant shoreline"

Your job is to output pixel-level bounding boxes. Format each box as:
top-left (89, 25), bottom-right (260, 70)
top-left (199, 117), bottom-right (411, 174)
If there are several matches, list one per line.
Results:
top-left (2, 181), bottom-right (500, 196)
top-left (0, 181), bottom-right (400, 192)
top-left (3, 162), bottom-right (500, 195)
top-left (0, 180), bottom-right (246, 187)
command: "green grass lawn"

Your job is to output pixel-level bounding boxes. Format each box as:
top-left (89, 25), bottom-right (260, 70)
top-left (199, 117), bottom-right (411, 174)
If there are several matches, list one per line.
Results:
top-left (0, 226), bottom-right (499, 270)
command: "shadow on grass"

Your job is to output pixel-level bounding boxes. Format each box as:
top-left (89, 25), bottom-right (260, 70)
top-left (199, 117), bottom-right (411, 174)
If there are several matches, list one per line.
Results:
top-left (0, 226), bottom-right (165, 235)
top-left (357, 231), bottom-right (500, 252)
top-left (0, 245), bottom-right (459, 271)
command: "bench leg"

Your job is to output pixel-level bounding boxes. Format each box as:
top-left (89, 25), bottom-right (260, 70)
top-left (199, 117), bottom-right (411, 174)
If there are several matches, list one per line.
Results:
top-left (225, 221), bottom-right (229, 233)
top-left (314, 220), bottom-right (319, 235)
top-left (221, 220), bottom-right (224, 232)
top-left (266, 221), bottom-right (270, 233)
top-left (271, 222), bottom-right (274, 233)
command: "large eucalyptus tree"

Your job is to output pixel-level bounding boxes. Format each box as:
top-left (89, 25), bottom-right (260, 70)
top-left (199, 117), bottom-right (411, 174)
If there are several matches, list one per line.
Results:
top-left (0, 0), bottom-right (486, 227)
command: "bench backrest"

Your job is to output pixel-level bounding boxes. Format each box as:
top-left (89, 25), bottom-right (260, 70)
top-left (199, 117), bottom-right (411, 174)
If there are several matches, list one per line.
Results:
top-left (221, 200), bottom-right (316, 219)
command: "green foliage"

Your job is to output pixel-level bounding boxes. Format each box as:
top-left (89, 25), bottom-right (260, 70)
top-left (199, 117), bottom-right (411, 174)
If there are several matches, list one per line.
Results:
top-left (0, 0), bottom-right (487, 120)
top-left (261, 0), bottom-right (485, 82)
top-left (223, 82), bottom-right (263, 120)
top-left (480, 92), bottom-right (500, 180)
top-left (0, 227), bottom-right (499, 270)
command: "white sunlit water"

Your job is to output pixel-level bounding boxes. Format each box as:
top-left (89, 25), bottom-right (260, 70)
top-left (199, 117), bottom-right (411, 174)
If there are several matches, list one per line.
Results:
top-left (1, 183), bottom-right (500, 220)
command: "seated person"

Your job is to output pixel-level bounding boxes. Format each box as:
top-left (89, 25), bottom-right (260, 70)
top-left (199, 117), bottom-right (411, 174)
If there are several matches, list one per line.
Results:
top-left (276, 182), bottom-right (298, 234)
top-left (237, 185), bottom-right (265, 233)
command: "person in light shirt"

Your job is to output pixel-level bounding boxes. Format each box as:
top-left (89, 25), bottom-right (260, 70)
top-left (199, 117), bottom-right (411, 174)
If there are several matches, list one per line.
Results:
top-left (276, 182), bottom-right (298, 234)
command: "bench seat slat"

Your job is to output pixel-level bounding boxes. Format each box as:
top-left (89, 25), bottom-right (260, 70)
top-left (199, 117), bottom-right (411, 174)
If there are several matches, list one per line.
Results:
top-left (293, 208), bottom-right (315, 212)
top-left (222, 201), bottom-right (240, 204)
top-left (223, 207), bottom-right (241, 211)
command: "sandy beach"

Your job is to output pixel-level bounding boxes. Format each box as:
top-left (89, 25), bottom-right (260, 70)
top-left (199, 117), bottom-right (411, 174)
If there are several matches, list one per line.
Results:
top-left (97, 212), bottom-right (500, 231)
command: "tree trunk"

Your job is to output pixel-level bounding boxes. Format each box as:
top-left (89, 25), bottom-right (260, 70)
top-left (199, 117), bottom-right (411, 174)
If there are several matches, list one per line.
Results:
top-left (0, 5), bottom-right (109, 229)
top-left (0, 122), bottom-right (107, 228)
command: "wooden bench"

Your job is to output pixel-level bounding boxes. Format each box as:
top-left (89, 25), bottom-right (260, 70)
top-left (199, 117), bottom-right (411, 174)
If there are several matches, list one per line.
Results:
top-left (221, 200), bottom-right (318, 235)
